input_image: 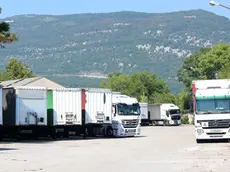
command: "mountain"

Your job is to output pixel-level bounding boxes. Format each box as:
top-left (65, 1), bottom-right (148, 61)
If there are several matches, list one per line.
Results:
top-left (1, 9), bottom-right (230, 93)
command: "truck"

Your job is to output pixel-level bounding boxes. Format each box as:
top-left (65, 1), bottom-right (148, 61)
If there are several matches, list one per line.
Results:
top-left (192, 79), bottom-right (230, 143)
top-left (111, 93), bottom-right (141, 137)
top-left (140, 103), bottom-right (149, 126)
top-left (148, 104), bottom-right (181, 126)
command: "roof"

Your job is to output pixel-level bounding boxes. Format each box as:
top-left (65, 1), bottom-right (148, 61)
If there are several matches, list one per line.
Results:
top-left (112, 94), bottom-right (138, 104)
top-left (0, 76), bottom-right (63, 88)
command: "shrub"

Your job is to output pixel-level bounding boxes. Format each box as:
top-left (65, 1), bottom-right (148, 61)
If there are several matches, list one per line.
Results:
top-left (181, 114), bottom-right (189, 124)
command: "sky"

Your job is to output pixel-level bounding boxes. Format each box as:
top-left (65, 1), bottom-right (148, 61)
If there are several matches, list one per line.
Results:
top-left (0, 0), bottom-right (230, 18)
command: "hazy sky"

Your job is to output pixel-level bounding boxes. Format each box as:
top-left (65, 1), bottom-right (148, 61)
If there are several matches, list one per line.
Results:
top-left (0, 0), bottom-right (230, 18)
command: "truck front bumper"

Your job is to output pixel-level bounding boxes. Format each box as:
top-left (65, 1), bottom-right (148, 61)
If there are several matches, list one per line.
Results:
top-left (113, 126), bottom-right (141, 137)
top-left (168, 120), bottom-right (181, 125)
top-left (195, 127), bottom-right (230, 140)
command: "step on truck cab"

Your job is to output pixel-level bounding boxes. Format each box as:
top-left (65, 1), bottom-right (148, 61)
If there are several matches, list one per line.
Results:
top-left (192, 79), bottom-right (230, 143)
top-left (111, 92), bottom-right (141, 137)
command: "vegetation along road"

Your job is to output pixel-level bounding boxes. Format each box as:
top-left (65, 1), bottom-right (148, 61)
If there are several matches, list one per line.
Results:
top-left (0, 125), bottom-right (229, 172)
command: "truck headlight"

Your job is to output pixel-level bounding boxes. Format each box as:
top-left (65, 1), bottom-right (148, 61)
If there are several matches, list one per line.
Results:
top-left (197, 129), bottom-right (204, 134)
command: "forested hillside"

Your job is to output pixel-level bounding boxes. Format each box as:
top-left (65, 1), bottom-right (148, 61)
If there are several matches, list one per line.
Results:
top-left (1, 9), bottom-right (230, 93)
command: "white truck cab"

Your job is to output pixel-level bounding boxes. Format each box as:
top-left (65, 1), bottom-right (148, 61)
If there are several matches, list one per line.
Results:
top-left (147, 104), bottom-right (181, 126)
top-left (192, 79), bottom-right (230, 143)
top-left (111, 93), bottom-right (141, 137)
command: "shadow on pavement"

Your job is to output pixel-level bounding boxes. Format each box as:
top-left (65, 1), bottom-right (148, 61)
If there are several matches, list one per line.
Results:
top-left (199, 139), bottom-right (230, 144)
top-left (0, 148), bottom-right (18, 151)
top-left (0, 135), bottom-right (147, 144)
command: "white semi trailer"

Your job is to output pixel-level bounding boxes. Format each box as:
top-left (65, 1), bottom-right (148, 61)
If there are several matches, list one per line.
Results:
top-left (82, 88), bottom-right (113, 138)
top-left (148, 104), bottom-right (181, 126)
top-left (2, 86), bottom-right (47, 139)
top-left (111, 93), bottom-right (141, 137)
top-left (192, 79), bottom-right (230, 143)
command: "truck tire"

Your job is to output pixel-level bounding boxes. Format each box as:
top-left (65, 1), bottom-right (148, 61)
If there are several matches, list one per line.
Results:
top-left (52, 128), bottom-right (57, 140)
top-left (106, 127), bottom-right (113, 138)
top-left (63, 130), bottom-right (69, 138)
top-left (163, 120), bottom-right (168, 126)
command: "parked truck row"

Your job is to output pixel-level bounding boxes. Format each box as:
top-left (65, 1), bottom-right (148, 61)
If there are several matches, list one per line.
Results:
top-left (0, 86), bottom-right (141, 140)
top-left (140, 103), bottom-right (182, 126)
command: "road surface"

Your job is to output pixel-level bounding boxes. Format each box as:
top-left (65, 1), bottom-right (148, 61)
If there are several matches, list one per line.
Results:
top-left (0, 125), bottom-right (229, 172)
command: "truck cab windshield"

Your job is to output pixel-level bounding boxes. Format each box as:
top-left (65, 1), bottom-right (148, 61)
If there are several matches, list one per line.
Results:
top-left (169, 109), bottom-right (181, 115)
top-left (117, 103), bottom-right (140, 115)
top-left (196, 99), bottom-right (230, 114)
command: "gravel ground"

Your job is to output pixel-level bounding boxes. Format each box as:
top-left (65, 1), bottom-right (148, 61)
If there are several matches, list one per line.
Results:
top-left (0, 125), bottom-right (230, 172)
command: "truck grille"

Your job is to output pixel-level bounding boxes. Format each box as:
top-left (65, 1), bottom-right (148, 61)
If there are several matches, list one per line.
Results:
top-left (121, 119), bottom-right (139, 128)
top-left (171, 115), bottom-right (181, 120)
top-left (201, 119), bottom-right (230, 129)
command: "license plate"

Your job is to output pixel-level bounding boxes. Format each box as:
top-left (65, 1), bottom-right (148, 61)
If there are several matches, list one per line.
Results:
top-left (210, 129), bottom-right (222, 133)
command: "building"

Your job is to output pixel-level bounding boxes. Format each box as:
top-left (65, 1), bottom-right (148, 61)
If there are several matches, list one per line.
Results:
top-left (0, 76), bottom-right (64, 88)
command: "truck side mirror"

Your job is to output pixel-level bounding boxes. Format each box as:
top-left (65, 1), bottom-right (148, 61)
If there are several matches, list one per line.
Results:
top-left (166, 111), bottom-right (169, 117)
top-left (112, 106), bottom-right (116, 116)
top-left (103, 93), bottom-right (106, 104)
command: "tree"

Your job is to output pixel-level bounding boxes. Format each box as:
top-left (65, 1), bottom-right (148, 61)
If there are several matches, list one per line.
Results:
top-left (178, 43), bottom-right (230, 89)
top-left (0, 7), bottom-right (18, 48)
top-left (100, 72), bottom-right (176, 104)
top-left (175, 88), bottom-right (192, 112)
top-left (177, 47), bottom-right (211, 89)
top-left (218, 64), bottom-right (230, 79)
top-left (0, 58), bottom-right (35, 81)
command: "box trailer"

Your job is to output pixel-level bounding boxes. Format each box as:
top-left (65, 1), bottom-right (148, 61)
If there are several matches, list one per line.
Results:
top-left (140, 103), bottom-right (149, 126)
top-left (82, 88), bottom-right (113, 137)
top-left (47, 88), bottom-right (83, 138)
top-left (148, 104), bottom-right (181, 126)
top-left (2, 86), bottom-right (47, 139)
top-left (84, 88), bottom-right (112, 124)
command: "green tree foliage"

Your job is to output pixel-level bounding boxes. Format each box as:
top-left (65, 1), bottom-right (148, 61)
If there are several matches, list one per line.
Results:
top-left (218, 64), bottom-right (230, 79)
top-left (178, 43), bottom-right (230, 89)
top-left (181, 114), bottom-right (190, 124)
top-left (0, 58), bottom-right (35, 81)
top-left (175, 88), bottom-right (191, 112)
top-left (100, 72), bottom-right (176, 104)
top-left (177, 47), bottom-right (211, 89)
top-left (0, 7), bottom-right (18, 48)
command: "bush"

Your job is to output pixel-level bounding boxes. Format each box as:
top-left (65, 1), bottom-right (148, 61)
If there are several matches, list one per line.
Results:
top-left (191, 118), bottom-right (194, 125)
top-left (181, 114), bottom-right (189, 124)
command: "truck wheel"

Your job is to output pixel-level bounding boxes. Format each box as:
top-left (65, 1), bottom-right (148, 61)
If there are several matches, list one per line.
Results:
top-left (52, 128), bottom-right (57, 140)
top-left (0, 131), bottom-right (3, 141)
top-left (106, 127), bottom-right (113, 138)
top-left (163, 120), bottom-right (167, 126)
